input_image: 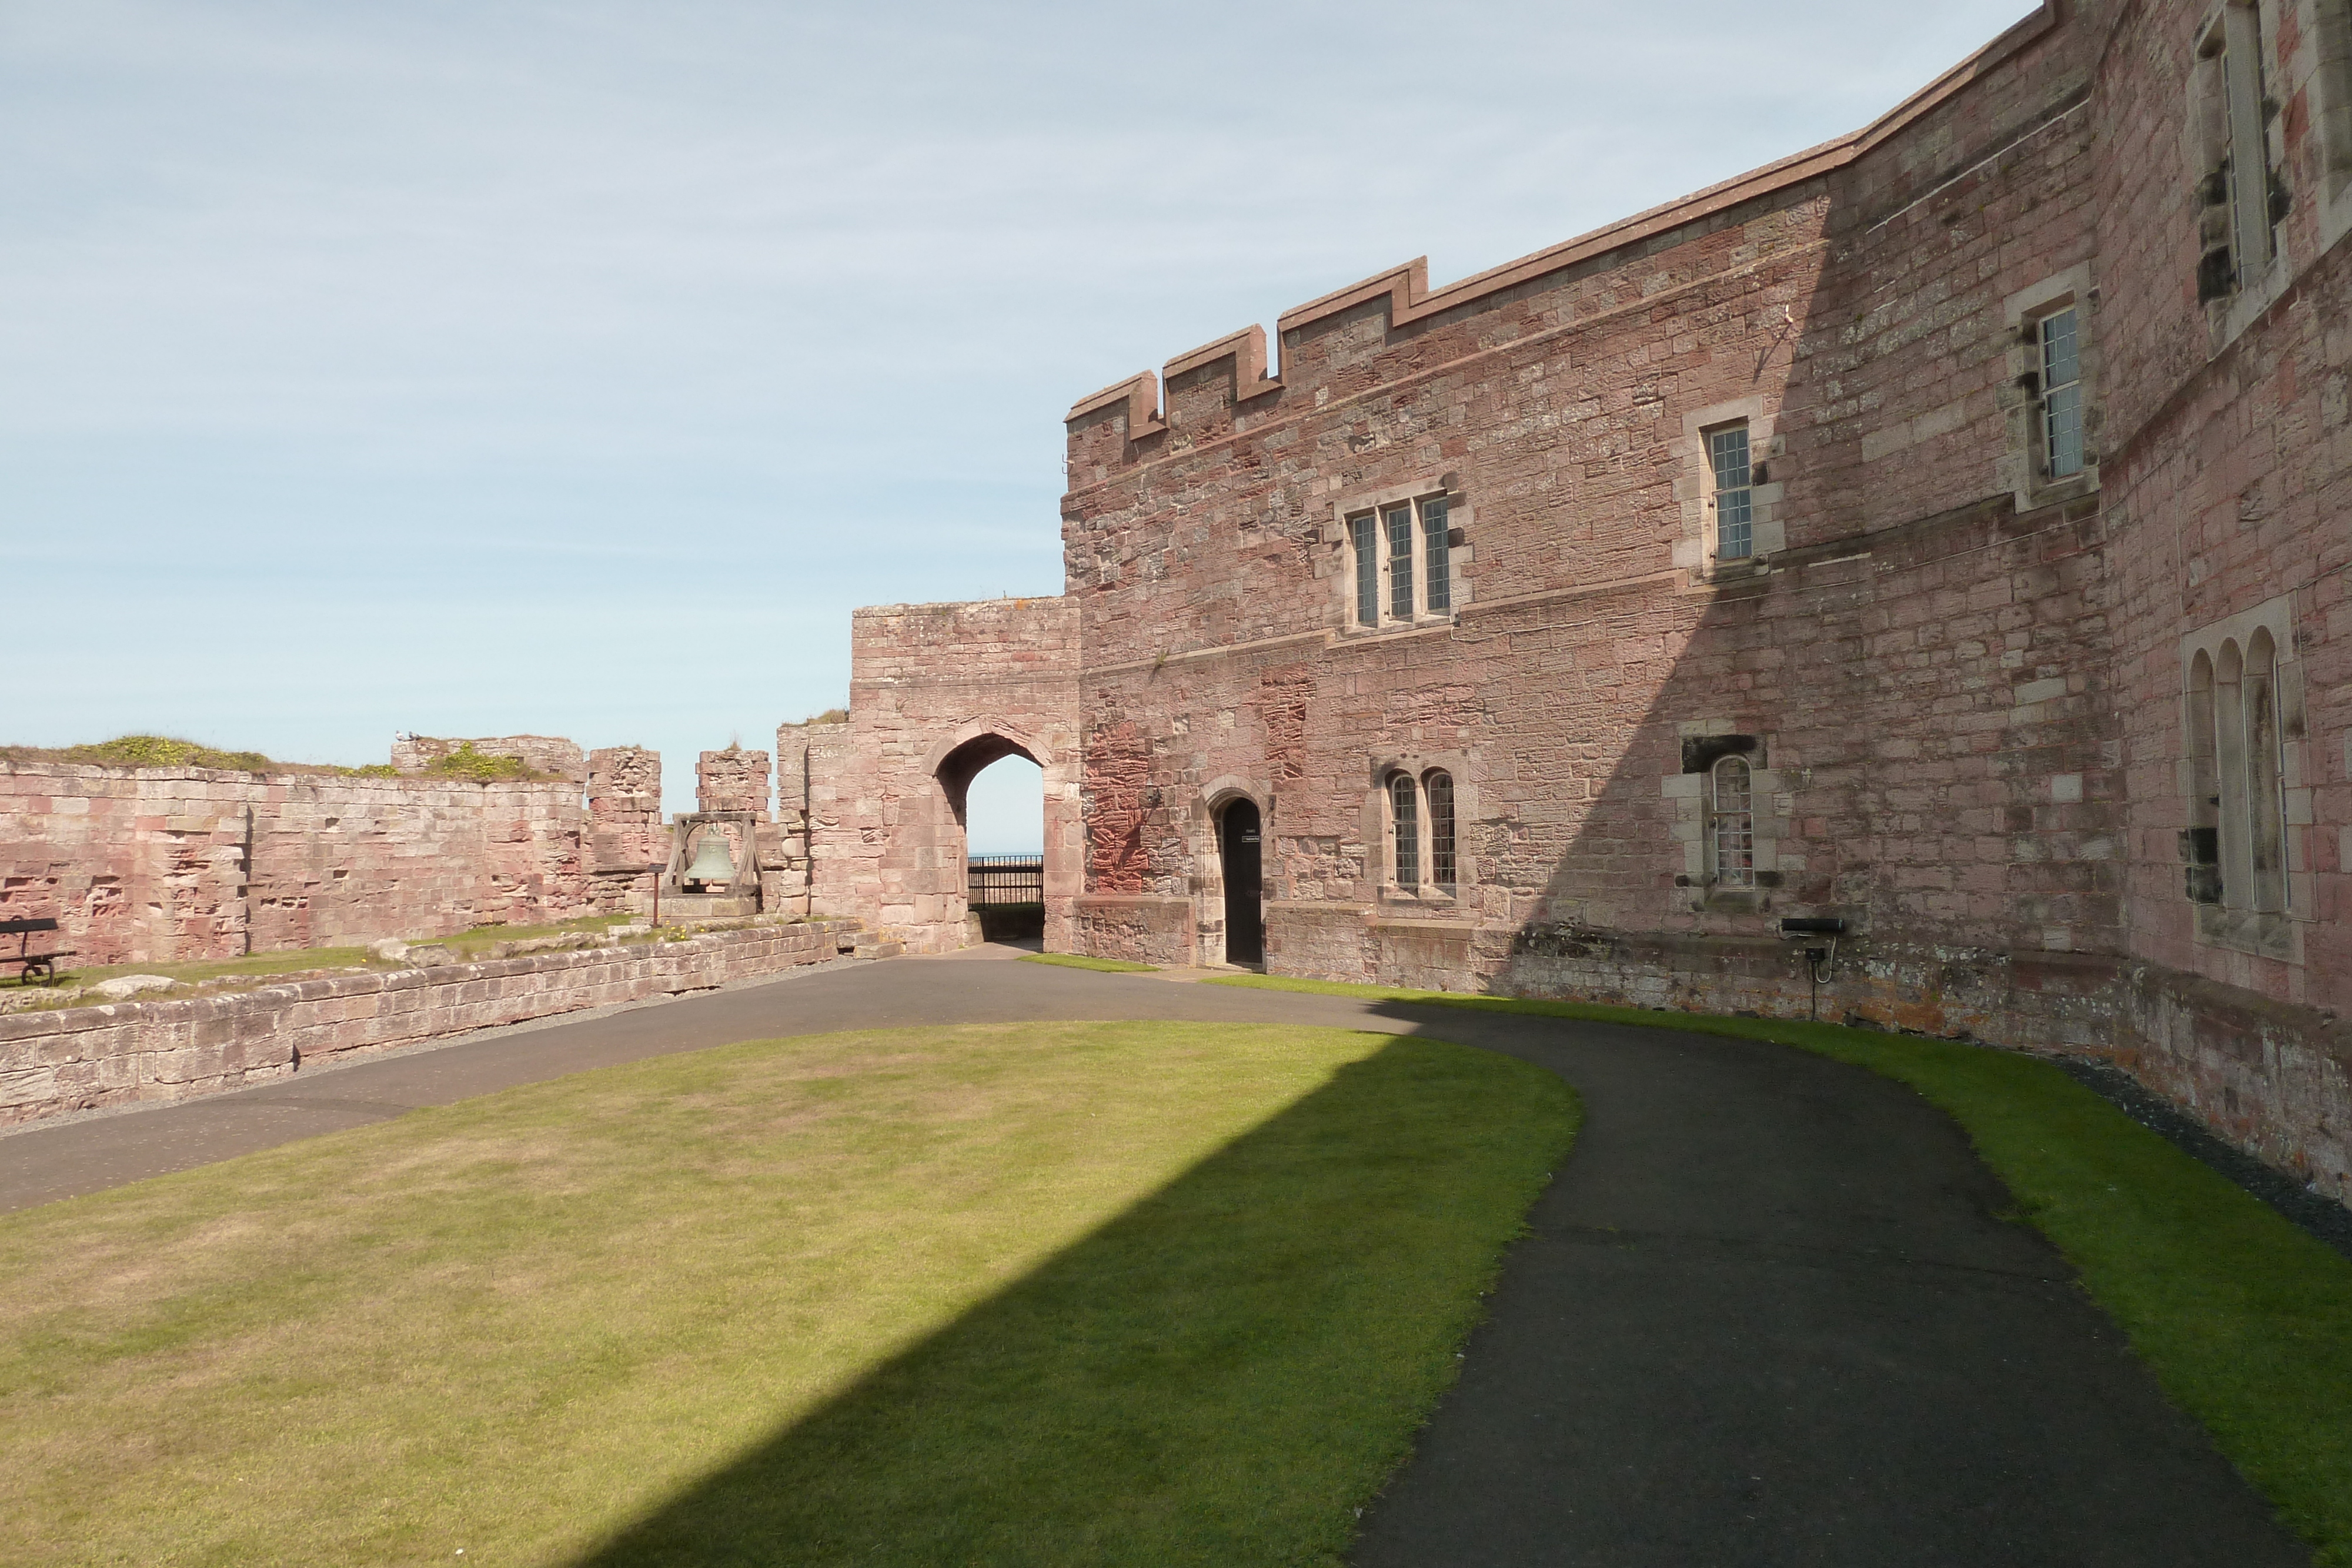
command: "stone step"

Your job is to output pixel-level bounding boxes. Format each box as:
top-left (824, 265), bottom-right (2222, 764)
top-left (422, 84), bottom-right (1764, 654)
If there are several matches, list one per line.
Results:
top-left (655, 894), bottom-right (759, 923)
top-left (851, 935), bottom-right (903, 960)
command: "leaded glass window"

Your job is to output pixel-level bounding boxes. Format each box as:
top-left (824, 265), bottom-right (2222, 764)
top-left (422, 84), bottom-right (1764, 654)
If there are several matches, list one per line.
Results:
top-left (1425, 769), bottom-right (1455, 891)
top-left (2040, 307), bottom-right (2083, 478)
top-left (1423, 497), bottom-right (1452, 613)
top-left (1351, 514), bottom-right (1378, 627)
top-left (1385, 505), bottom-right (1415, 621)
top-left (1390, 771), bottom-right (1419, 891)
top-left (1709, 424), bottom-right (1752, 560)
top-left (1712, 757), bottom-right (1754, 889)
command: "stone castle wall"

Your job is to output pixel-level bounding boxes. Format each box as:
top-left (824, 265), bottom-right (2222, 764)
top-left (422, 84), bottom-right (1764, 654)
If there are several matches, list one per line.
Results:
top-left (0, 762), bottom-right (597, 966)
top-left (968, 0), bottom-right (2352, 1199)
top-left (799, 599), bottom-right (1080, 954)
top-left (586, 745), bottom-right (666, 910)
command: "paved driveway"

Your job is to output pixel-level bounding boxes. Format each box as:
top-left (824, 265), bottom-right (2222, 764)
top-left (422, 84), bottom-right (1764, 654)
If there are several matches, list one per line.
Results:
top-left (0, 952), bottom-right (2310, 1566)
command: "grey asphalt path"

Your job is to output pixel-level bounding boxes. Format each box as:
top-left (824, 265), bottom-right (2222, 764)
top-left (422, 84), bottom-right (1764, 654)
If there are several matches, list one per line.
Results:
top-left (0, 952), bottom-right (2309, 1565)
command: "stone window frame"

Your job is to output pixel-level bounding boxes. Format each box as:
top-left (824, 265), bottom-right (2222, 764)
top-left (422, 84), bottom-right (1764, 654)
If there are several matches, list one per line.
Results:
top-left (1663, 721), bottom-right (1793, 911)
top-left (2306, 0), bottom-right (2352, 250)
top-left (1331, 480), bottom-right (1469, 634)
top-left (1999, 265), bottom-right (2103, 513)
top-left (2189, 0), bottom-right (2294, 344)
top-left (1710, 754), bottom-right (1756, 890)
top-left (1673, 397), bottom-right (1784, 580)
top-left (2179, 594), bottom-right (2310, 962)
top-left (1361, 750), bottom-right (1474, 907)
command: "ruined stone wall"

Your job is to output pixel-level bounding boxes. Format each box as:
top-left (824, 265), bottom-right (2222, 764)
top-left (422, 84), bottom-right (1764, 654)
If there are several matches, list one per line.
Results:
top-left (0, 765), bottom-right (252, 967)
top-left (0, 761), bottom-right (592, 966)
top-left (245, 774), bottom-right (588, 952)
top-left (586, 745), bottom-right (664, 911)
top-left (805, 599), bottom-right (1080, 953)
top-left (696, 747), bottom-right (772, 815)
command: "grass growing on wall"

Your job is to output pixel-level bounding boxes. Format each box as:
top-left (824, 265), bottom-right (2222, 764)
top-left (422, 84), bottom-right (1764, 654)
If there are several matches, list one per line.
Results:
top-left (0, 735), bottom-right (280, 772)
top-left (28, 915), bottom-right (643, 996)
top-left (1205, 972), bottom-right (2352, 1565)
top-left (407, 740), bottom-right (541, 781)
top-left (0, 1021), bottom-right (1574, 1568)
top-left (0, 735), bottom-right (558, 780)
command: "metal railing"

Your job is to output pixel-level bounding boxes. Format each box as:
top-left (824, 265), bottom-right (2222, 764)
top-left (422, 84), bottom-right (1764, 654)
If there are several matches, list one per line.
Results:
top-left (967, 854), bottom-right (1043, 906)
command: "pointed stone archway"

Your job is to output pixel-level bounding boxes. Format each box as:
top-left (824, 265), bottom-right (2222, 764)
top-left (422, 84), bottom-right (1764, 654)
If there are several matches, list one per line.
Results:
top-left (787, 598), bottom-right (1080, 954)
top-left (924, 721), bottom-right (1079, 954)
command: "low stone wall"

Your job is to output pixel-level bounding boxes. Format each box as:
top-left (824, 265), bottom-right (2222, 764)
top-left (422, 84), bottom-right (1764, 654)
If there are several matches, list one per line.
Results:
top-left (1485, 925), bottom-right (2352, 1205)
top-left (0, 920), bottom-right (864, 1129)
top-left (1072, 895), bottom-right (1192, 966)
top-left (1247, 902), bottom-right (2352, 1203)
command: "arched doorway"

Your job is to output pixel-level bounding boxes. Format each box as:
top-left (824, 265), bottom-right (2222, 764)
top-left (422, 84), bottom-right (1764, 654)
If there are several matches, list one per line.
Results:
top-left (1219, 797), bottom-right (1264, 967)
top-left (962, 750), bottom-right (1044, 945)
top-left (927, 726), bottom-right (1073, 954)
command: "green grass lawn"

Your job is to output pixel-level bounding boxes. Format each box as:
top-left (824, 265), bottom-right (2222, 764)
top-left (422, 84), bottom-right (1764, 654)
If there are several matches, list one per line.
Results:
top-left (1208, 973), bottom-right (2352, 1565)
top-left (0, 1021), bottom-right (1574, 1568)
top-left (40, 944), bottom-right (381, 989)
top-left (1018, 951), bottom-right (1158, 973)
top-left (34, 914), bottom-right (639, 994)
top-left (414, 912), bottom-right (639, 959)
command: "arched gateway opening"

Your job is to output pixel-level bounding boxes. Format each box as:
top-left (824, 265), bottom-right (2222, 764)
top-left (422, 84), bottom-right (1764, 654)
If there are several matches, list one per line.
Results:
top-left (927, 726), bottom-right (1073, 953)
top-left (808, 597), bottom-right (1080, 955)
top-left (950, 741), bottom-right (1045, 946)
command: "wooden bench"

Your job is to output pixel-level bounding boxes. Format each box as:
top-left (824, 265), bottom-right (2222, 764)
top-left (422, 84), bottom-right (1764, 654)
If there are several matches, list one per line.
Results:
top-left (1, 918), bottom-right (75, 985)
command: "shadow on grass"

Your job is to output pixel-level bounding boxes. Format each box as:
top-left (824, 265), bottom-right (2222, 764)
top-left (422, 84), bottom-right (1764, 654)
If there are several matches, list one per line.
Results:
top-left (570, 1034), bottom-right (1573, 1568)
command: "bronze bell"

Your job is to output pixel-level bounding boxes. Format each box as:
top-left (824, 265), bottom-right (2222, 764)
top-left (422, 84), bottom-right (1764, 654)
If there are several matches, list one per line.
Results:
top-left (683, 830), bottom-right (736, 888)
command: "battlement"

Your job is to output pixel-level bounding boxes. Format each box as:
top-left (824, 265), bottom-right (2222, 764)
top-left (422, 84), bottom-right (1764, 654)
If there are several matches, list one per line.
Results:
top-left (1063, 0), bottom-right (2063, 486)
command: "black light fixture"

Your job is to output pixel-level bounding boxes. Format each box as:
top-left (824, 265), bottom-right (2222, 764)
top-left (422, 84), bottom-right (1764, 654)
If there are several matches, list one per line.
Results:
top-left (1779, 917), bottom-right (1847, 1018)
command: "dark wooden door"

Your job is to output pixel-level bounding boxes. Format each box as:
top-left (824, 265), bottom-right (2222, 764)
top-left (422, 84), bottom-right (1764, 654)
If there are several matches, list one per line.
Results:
top-left (1221, 799), bottom-right (1263, 966)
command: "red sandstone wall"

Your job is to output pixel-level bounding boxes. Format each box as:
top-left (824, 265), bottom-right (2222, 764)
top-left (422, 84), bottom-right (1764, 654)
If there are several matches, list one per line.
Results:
top-left (0, 920), bottom-right (860, 1127)
top-left (246, 775), bottom-right (588, 952)
top-left (808, 599), bottom-right (1080, 952)
top-left (0, 765), bottom-right (251, 965)
top-left (2089, 0), bottom-right (2352, 1124)
top-left (1038, 0), bottom-right (2352, 1195)
top-left (1060, 3), bottom-right (2109, 975)
top-left (0, 762), bottom-right (592, 966)
top-left (587, 745), bottom-right (664, 910)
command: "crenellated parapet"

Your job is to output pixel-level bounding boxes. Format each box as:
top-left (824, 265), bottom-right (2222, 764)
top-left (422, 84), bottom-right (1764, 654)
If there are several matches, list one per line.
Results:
top-left (1063, 0), bottom-right (2065, 489)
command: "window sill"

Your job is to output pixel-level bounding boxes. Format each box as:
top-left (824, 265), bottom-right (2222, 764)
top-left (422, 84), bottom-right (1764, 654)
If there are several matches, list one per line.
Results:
top-left (1688, 887), bottom-right (1769, 914)
top-left (2017, 467), bottom-right (2099, 515)
top-left (2207, 255), bottom-right (2292, 356)
top-left (1343, 615), bottom-right (1458, 640)
top-left (2192, 902), bottom-right (2300, 963)
top-left (1376, 885), bottom-right (1462, 910)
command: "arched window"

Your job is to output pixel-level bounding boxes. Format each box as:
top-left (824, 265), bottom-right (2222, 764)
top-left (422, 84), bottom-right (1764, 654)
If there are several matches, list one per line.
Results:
top-left (1390, 772), bottom-right (1419, 891)
top-left (1711, 756), bottom-right (1754, 889)
top-left (1425, 770), bottom-right (1456, 891)
top-left (2181, 613), bottom-right (2300, 957)
top-left (2184, 650), bottom-right (2221, 904)
top-left (2244, 631), bottom-right (2287, 913)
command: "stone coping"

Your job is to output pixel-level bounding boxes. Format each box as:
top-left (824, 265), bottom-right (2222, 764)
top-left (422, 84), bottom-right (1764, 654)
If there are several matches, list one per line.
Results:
top-left (0, 920), bottom-right (864, 1128)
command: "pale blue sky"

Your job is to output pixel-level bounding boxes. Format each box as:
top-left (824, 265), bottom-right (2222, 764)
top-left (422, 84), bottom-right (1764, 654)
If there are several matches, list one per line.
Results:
top-left (3, 1), bottom-right (2033, 852)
